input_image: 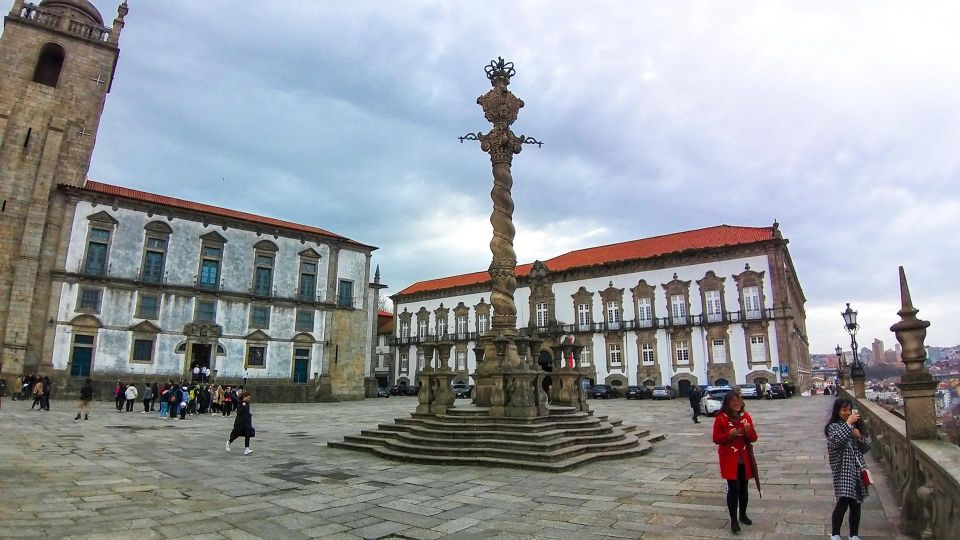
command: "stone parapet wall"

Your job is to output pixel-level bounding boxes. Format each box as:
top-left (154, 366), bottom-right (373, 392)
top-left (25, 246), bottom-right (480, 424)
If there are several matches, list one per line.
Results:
top-left (841, 388), bottom-right (960, 538)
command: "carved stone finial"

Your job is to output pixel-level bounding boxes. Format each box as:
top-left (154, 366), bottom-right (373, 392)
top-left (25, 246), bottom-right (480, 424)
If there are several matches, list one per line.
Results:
top-left (745, 263), bottom-right (751, 270)
top-left (374, 265), bottom-right (380, 281)
top-left (672, 273), bottom-right (678, 279)
top-left (118, 1), bottom-right (128, 19)
top-left (484, 56), bottom-right (516, 83)
top-left (890, 266), bottom-right (930, 374)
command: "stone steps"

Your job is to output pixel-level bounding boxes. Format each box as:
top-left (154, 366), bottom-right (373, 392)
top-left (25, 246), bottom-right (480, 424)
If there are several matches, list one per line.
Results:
top-left (329, 403), bottom-right (666, 470)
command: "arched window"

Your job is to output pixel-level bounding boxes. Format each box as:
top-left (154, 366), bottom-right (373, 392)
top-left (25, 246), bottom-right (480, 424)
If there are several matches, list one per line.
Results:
top-left (33, 43), bottom-right (65, 87)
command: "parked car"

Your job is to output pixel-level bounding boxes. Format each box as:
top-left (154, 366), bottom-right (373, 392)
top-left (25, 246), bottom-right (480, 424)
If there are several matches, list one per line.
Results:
top-left (589, 384), bottom-right (614, 399)
top-left (770, 383), bottom-right (787, 399)
top-left (376, 386), bottom-right (390, 398)
top-left (393, 384), bottom-right (420, 396)
top-left (652, 385), bottom-right (675, 400)
top-left (626, 385), bottom-right (653, 400)
top-left (451, 383), bottom-right (473, 398)
top-left (738, 384), bottom-right (759, 399)
top-left (700, 386), bottom-right (733, 416)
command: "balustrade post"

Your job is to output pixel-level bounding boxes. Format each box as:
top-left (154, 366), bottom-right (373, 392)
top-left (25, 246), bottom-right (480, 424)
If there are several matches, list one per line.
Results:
top-left (890, 267), bottom-right (938, 440)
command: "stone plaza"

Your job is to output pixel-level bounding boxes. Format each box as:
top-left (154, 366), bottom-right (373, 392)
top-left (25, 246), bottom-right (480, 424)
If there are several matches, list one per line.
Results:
top-left (0, 395), bottom-right (909, 539)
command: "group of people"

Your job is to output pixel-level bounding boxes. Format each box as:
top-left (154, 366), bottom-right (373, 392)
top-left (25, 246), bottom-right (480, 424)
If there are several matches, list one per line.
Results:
top-left (11, 372), bottom-right (53, 411)
top-left (710, 389), bottom-right (872, 539)
top-left (109, 381), bottom-right (247, 420)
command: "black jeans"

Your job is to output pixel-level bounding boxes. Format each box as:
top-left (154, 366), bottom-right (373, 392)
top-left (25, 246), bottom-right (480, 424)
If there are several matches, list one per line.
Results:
top-left (125, 398), bottom-right (134, 412)
top-left (228, 434), bottom-right (251, 447)
top-left (726, 463), bottom-right (749, 520)
top-left (831, 497), bottom-right (861, 536)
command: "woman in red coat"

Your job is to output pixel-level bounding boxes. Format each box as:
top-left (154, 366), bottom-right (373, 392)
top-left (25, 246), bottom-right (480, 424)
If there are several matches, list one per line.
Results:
top-left (712, 389), bottom-right (758, 534)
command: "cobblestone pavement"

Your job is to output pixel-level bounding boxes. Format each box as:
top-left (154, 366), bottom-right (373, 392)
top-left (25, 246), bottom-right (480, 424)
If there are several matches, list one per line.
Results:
top-left (0, 394), bottom-right (910, 539)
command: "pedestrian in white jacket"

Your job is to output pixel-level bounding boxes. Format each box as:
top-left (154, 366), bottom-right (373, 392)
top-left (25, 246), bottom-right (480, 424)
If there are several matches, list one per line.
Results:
top-left (124, 383), bottom-right (138, 412)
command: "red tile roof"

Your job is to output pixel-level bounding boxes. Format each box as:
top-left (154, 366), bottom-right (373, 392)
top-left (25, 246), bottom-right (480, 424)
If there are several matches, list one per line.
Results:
top-left (72, 180), bottom-right (374, 249)
top-left (396, 225), bottom-right (776, 296)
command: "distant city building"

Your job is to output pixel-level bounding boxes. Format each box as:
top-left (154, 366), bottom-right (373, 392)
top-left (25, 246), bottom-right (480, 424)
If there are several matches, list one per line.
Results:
top-left (391, 223), bottom-right (811, 395)
top-left (872, 339), bottom-right (886, 365)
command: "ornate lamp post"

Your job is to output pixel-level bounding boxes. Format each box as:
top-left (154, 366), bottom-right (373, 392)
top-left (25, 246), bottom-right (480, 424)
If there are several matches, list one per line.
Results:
top-left (841, 303), bottom-right (865, 397)
top-left (834, 344), bottom-right (846, 390)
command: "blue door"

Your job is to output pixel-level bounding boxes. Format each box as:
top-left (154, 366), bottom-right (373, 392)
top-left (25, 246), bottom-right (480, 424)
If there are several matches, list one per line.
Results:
top-left (293, 350), bottom-right (309, 384)
top-left (70, 335), bottom-right (94, 377)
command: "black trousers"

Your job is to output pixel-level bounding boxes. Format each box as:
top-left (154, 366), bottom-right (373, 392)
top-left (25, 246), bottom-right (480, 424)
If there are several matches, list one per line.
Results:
top-left (726, 463), bottom-right (749, 520)
top-left (831, 497), bottom-right (861, 536)
top-left (691, 404), bottom-right (700, 422)
top-left (125, 398), bottom-right (134, 412)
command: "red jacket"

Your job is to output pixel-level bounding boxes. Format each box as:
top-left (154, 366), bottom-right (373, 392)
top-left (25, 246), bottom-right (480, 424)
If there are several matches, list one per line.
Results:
top-left (712, 410), bottom-right (759, 480)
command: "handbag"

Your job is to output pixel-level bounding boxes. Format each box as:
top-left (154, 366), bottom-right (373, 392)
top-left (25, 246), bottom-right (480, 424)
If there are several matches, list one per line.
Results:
top-left (248, 426), bottom-right (256, 438)
top-left (861, 468), bottom-right (873, 486)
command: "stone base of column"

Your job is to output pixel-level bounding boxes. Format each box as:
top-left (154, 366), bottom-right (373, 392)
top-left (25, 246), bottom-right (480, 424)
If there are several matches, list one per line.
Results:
top-left (549, 369), bottom-right (588, 411)
top-left (427, 370), bottom-right (457, 415)
top-left (415, 369), bottom-right (435, 414)
top-left (852, 376), bottom-right (866, 398)
top-left (898, 373), bottom-right (938, 440)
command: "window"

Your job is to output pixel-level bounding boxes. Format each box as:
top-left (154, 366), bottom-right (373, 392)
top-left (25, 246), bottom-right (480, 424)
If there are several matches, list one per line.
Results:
top-left (132, 339), bottom-right (154, 363)
top-left (477, 314), bottom-right (488, 334)
top-left (671, 294), bottom-right (687, 324)
top-left (298, 261), bottom-right (317, 301)
top-left (536, 302), bottom-right (549, 327)
top-left (456, 351), bottom-right (466, 370)
top-left (417, 349), bottom-right (425, 370)
top-left (641, 342), bottom-right (655, 365)
top-left (712, 338), bottom-right (727, 364)
top-left (83, 228), bottom-right (111, 275)
top-left (606, 301), bottom-right (620, 328)
top-left (246, 345), bottom-right (266, 367)
top-left (337, 279), bottom-right (353, 308)
top-left (250, 305), bottom-right (271, 329)
top-left (580, 347), bottom-right (591, 366)
top-left (253, 255), bottom-right (274, 296)
top-left (750, 335), bottom-right (767, 363)
top-left (400, 321), bottom-right (410, 338)
top-left (456, 316), bottom-right (467, 338)
top-left (436, 318), bottom-right (447, 338)
top-left (744, 286), bottom-right (761, 319)
top-left (376, 354), bottom-right (388, 370)
top-left (577, 303), bottom-right (590, 330)
top-left (296, 309), bottom-right (315, 332)
top-left (400, 352), bottom-right (409, 373)
top-left (136, 293), bottom-right (160, 319)
top-left (675, 340), bottom-right (689, 365)
top-left (198, 246), bottom-right (222, 289)
top-left (705, 290), bottom-right (722, 322)
top-left (77, 287), bottom-right (102, 312)
top-left (608, 343), bottom-right (622, 366)
top-left (140, 237), bottom-right (167, 283)
top-left (637, 298), bottom-right (653, 327)
top-left (33, 43), bottom-right (65, 87)
top-left (196, 299), bottom-right (217, 322)
top-left (418, 320), bottom-right (428, 338)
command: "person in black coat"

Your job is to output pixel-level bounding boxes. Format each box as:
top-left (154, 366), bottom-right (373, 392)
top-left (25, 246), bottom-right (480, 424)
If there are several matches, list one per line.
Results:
top-left (689, 386), bottom-right (703, 423)
top-left (225, 392), bottom-right (255, 455)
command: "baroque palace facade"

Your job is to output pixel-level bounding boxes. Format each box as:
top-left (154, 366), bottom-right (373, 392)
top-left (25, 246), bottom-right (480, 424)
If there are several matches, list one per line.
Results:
top-left (390, 224), bottom-right (811, 395)
top-left (0, 1), bottom-right (378, 399)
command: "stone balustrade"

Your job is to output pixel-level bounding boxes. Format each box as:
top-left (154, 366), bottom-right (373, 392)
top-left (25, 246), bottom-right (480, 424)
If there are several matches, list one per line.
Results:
top-left (15, 3), bottom-right (111, 42)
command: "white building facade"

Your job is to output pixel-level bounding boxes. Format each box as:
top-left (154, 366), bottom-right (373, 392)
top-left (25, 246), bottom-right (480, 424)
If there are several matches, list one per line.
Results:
top-left (390, 224), bottom-right (810, 395)
top-left (46, 181), bottom-right (376, 399)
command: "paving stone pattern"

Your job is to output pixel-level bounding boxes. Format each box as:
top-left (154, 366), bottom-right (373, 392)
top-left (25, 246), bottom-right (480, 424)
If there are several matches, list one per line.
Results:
top-left (0, 395), bottom-right (911, 539)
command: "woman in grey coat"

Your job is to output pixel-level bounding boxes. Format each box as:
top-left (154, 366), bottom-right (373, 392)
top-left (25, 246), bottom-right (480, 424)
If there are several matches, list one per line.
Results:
top-left (825, 398), bottom-right (871, 540)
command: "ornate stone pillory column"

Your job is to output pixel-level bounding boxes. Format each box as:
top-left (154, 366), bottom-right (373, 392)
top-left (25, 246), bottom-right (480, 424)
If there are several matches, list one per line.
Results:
top-left (459, 58), bottom-right (545, 417)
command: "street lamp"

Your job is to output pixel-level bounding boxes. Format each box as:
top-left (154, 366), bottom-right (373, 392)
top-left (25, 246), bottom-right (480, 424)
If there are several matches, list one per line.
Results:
top-left (841, 302), bottom-right (865, 380)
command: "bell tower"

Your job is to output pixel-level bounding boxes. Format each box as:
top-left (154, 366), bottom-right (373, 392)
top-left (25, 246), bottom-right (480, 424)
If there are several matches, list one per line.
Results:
top-left (0, 0), bottom-right (127, 387)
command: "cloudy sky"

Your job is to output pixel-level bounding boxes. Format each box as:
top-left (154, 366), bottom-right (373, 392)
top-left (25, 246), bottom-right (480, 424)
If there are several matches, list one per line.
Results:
top-left (86, 1), bottom-right (959, 353)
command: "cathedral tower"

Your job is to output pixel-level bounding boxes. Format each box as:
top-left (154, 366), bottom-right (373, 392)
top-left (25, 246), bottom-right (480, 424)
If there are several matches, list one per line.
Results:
top-left (0, 0), bottom-right (127, 387)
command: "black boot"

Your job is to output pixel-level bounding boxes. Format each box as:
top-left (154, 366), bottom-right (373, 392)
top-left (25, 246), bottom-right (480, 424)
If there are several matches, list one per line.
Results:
top-left (738, 514), bottom-right (752, 525)
top-left (84, 414), bottom-right (89, 420)
top-left (730, 514), bottom-right (740, 534)
top-left (74, 413), bottom-right (81, 420)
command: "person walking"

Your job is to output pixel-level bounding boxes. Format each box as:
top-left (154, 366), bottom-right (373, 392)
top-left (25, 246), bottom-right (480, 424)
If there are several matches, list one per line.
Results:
top-left (222, 386), bottom-right (234, 417)
top-left (31, 378), bottom-right (44, 410)
top-left (40, 376), bottom-right (52, 410)
top-left (150, 382), bottom-right (159, 411)
top-left (74, 378), bottom-right (94, 420)
top-left (158, 384), bottom-right (169, 419)
top-left (689, 386), bottom-right (703, 423)
top-left (141, 383), bottom-right (153, 413)
top-left (826, 399), bottom-right (871, 540)
top-left (225, 391), bottom-right (255, 455)
top-left (212, 385), bottom-right (223, 415)
top-left (712, 389), bottom-right (758, 534)
top-left (178, 385), bottom-right (189, 420)
top-left (123, 383), bottom-right (138, 412)
top-left (114, 381), bottom-right (125, 410)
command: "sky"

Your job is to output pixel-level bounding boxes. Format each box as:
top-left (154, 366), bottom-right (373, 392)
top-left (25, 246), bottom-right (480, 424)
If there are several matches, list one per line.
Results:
top-left (83, 1), bottom-right (960, 354)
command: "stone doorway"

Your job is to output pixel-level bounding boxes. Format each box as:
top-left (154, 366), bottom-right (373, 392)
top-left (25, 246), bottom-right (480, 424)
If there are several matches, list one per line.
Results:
top-left (677, 379), bottom-right (692, 398)
top-left (190, 344), bottom-right (211, 381)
